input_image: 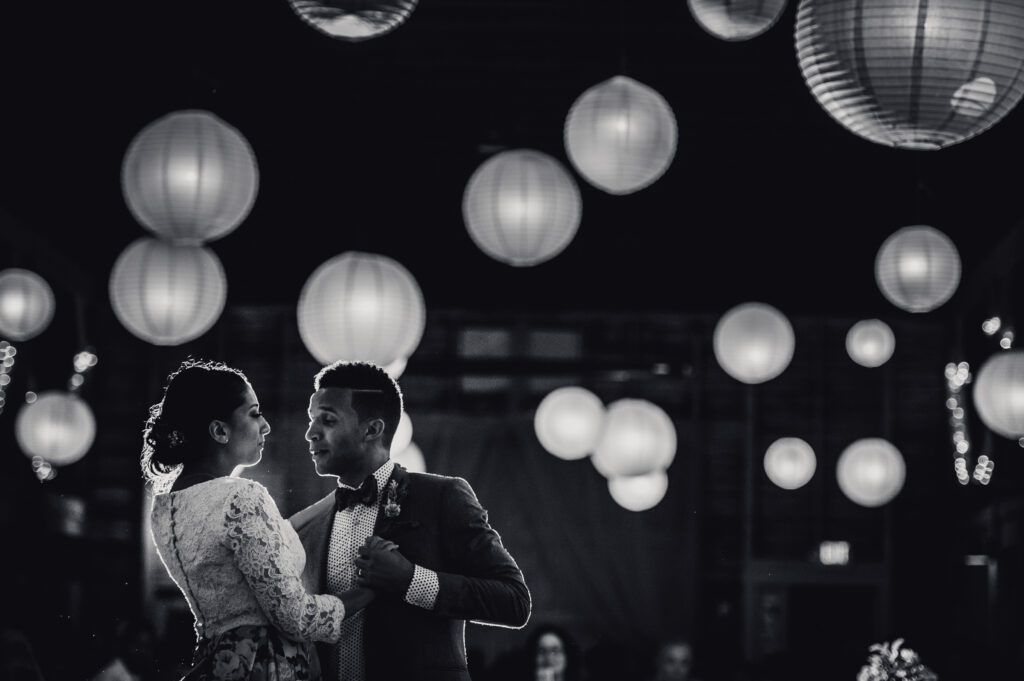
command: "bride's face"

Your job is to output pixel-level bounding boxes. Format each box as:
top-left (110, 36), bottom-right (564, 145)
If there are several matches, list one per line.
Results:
top-left (223, 384), bottom-right (271, 468)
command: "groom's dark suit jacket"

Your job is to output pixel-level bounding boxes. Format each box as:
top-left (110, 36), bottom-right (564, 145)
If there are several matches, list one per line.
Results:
top-left (290, 463), bottom-right (531, 681)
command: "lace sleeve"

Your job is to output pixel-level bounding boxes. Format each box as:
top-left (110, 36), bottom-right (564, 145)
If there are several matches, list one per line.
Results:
top-left (223, 482), bottom-right (345, 643)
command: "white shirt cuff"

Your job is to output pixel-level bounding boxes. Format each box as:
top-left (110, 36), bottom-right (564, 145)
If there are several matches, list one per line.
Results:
top-left (404, 564), bottom-right (439, 610)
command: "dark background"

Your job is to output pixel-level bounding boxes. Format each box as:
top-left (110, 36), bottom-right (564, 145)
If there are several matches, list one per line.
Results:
top-left (1, 1), bottom-right (1024, 680)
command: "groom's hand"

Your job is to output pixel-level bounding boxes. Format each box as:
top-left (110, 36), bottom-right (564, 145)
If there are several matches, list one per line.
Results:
top-left (354, 535), bottom-right (414, 594)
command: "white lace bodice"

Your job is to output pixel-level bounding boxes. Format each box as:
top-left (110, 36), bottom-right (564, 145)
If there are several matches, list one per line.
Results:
top-left (149, 477), bottom-right (344, 642)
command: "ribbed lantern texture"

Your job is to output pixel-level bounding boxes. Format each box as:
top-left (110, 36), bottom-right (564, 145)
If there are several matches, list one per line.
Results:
top-left (463, 149), bottom-right (582, 267)
top-left (688, 0), bottom-right (789, 41)
top-left (109, 238), bottom-right (227, 346)
top-left (795, 0), bottom-right (1024, 149)
top-left (121, 110), bottom-right (258, 244)
top-left (0, 268), bottom-right (55, 341)
top-left (763, 437), bottom-right (816, 490)
top-left (608, 470), bottom-right (669, 512)
top-left (288, 0), bottom-right (418, 41)
top-left (16, 390), bottom-right (96, 466)
top-left (972, 350), bottom-right (1024, 439)
top-left (713, 302), bottom-right (795, 384)
top-left (591, 398), bottom-right (676, 478)
top-left (564, 76), bottom-right (678, 195)
top-left (534, 386), bottom-right (606, 461)
top-left (297, 251), bottom-right (425, 367)
top-left (875, 225), bottom-right (961, 313)
top-left (836, 438), bottom-right (906, 507)
top-left (846, 319), bottom-right (895, 367)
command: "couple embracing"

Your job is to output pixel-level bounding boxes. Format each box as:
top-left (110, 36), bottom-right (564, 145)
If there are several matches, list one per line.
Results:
top-left (145, 358), bottom-right (530, 681)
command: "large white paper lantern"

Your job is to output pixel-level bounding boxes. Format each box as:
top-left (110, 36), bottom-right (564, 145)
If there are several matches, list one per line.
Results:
top-left (393, 440), bottom-right (427, 473)
top-left (15, 390), bottom-right (96, 466)
top-left (836, 438), bottom-right (906, 507)
top-left (592, 398), bottom-right (676, 477)
top-left (288, 0), bottom-right (418, 41)
top-left (392, 410), bottom-right (413, 454)
top-left (608, 470), bottom-right (669, 512)
top-left (763, 437), bottom-right (816, 490)
top-left (973, 350), bottom-right (1024, 440)
top-left (846, 319), bottom-right (896, 368)
top-left (688, 0), bottom-right (789, 41)
top-left (564, 75), bottom-right (678, 195)
top-left (534, 387), bottom-right (606, 461)
top-left (297, 251), bottom-right (425, 367)
top-left (795, 0), bottom-right (1024, 149)
top-left (875, 225), bottom-right (961, 313)
top-left (0, 269), bottom-right (55, 341)
top-left (463, 149), bottom-right (582, 267)
top-left (384, 356), bottom-right (408, 379)
top-left (109, 237), bottom-right (227, 346)
top-left (121, 110), bottom-right (258, 244)
top-left (713, 302), bottom-right (795, 384)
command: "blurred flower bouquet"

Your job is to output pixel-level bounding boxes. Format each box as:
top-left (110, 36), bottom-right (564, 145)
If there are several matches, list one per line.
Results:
top-left (857, 638), bottom-right (938, 681)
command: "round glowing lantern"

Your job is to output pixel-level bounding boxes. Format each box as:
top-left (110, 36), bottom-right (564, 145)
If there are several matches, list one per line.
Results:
top-left (564, 75), bottom-right (677, 195)
top-left (121, 110), bottom-right (258, 244)
top-left (287, 0), bottom-right (418, 41)
top-left (713, 302), bottom-right (795, 384)
top-left (875, 225), bottom-right (961, 313)
top-left (392, 410), bottom-right (413, 454)
top-left (534, 386), bottom-right (606, 461)
top-left (0, 268), bottom-right (55, 341)
top-left (763, 437), bottom-right (817, 490)
top-left (846, 319), bottom-right (896, 368)
top-left (973, 350), bottom-right (1024, 440)
top-left (591, 398), bottom-right (676, 477)
top-left (109, 238), bottom-right (227, 346)
top-left (15, 390), bottom-right (96, 466)
top-left (795, 0), bottom-right (1024, 149)
top-left (393, 441), bottom-right (427, 473)
top-left (836, 438), bottom-right (906, 507)
top-left (608, 470), bottom-right (669, 512)
top-left (384, 356), bottom-right (408, 379)
top-left (297, 251), bottom-right (425, 367)
top-left (463, 149), bottom-right (582, 267)
top-left (688, 0), bottom-right (789, 41)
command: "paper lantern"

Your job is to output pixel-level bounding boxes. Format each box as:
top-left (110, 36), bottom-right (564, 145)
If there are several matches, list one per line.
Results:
top-left (392, 410), bottom-right (413, 454)
top-left (592, 399), bottom-right (676, 477)
top-left (795, 0), bottom-right (1024, 149)
top-left (534, 386), bottom-right (606, 461)
top-left (763, 437), bottom-right (816, 490)
top-left (122, 110), bottom-right (258, 244)
top-left (836, 438), bottom-right (906, 507)
top-left (15, 390), bottom-right (96, 466)
top-left (713, 302), bottom-right (795, 384)
top-left (688, 0), bottom-right (789, 41)
top-left (875, 225), bottom-right (961, 313)
top-left (297, 251), bottom-right (425, 367)
top-left (0, 268), bottom-right (55, 341)
top-left (393, 441), bottom-right (427, 473)
top-left (287, 0), bottom-right (418, 41)
top-left (463, 149), bottom-right (582, 267)
top-left (109, 237), bottom-right (227, 346)
top-left (564, 75), bottom-right (678, 195)
top-left (384, 356), bottom-right (407, 379)
top-left (973, 350), bottom-right (1024, 440)
top-left (608, 470), bottom-right (669, 512)
top-left (846, 319), bottom-right (896, 368)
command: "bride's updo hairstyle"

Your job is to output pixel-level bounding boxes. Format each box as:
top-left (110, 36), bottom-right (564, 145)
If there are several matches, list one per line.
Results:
top-left (141, 358), bottom-right (252, 492)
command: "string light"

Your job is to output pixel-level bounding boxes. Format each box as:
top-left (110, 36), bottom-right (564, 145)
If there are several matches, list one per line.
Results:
top-left (0, 341), bottom-right (16, 416)
top-left (945, 361), bottom-right (994, 486)
top-left (999, 330), bottom-right (1014, 350)
top-left (68, 348), bottom-right (98, 393)
top-left (981, 317), bottom-right (1001, 336)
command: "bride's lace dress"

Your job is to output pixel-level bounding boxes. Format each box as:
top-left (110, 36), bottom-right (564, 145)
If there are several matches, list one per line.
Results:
top-left (150, 477), bottom-right (344, 643)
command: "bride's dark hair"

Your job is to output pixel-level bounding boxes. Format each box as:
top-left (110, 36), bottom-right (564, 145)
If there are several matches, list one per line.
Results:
top-left (141, 358), bottom-right (251, 492)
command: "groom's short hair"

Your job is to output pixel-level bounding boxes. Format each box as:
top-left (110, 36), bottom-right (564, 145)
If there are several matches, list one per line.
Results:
top-left (314, 361), bottom-right (403, 448)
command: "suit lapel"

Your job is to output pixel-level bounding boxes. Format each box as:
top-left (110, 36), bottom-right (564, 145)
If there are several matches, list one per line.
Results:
top-left (373, 463), bottom-right (410, 539)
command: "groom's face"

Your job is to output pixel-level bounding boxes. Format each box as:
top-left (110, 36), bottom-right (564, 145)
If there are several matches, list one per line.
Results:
top-left (306, 387), bottom-right (366, 477)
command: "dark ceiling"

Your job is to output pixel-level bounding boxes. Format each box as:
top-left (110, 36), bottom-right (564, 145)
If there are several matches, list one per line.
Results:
top-left (2, 0), bottom-right (1023, 324)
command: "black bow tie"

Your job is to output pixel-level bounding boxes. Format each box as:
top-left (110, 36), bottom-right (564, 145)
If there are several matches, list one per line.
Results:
top-left (335, 476), bottom-right (378, 512)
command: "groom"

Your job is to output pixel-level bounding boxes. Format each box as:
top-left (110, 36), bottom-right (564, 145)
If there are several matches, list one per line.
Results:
top-left (290, 360), bottom-right (531, 681)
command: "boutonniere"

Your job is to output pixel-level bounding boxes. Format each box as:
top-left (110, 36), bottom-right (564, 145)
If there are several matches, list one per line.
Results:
top-left (383, 479), bottom-right (404, 518)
